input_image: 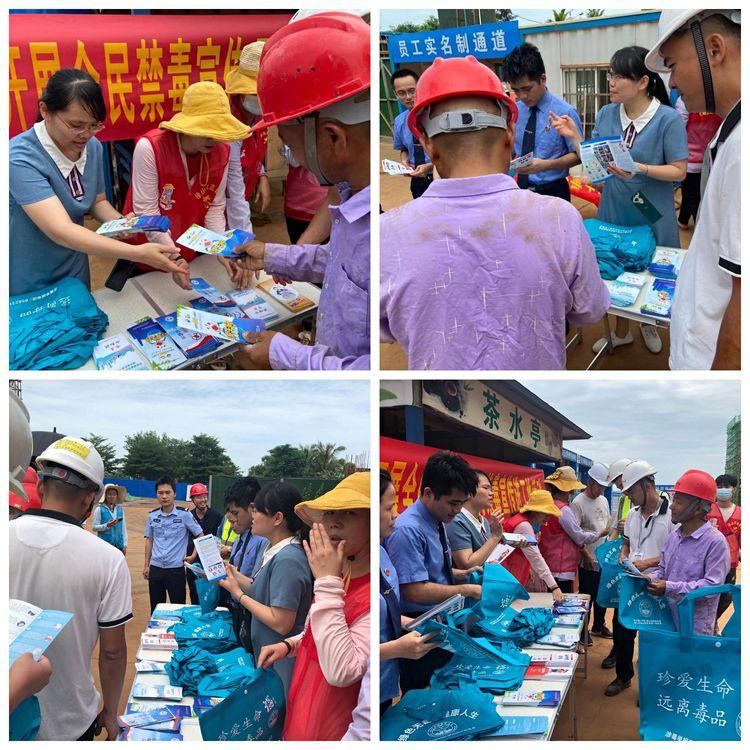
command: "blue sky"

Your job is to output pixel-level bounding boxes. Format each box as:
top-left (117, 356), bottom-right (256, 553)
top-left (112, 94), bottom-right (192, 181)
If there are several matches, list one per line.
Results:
top-left (21, 380), bottom-right (370, 471)
top-left (381, 8), bottom-right (632, 31)
top-left (520, 380), bottom-right (740, 483)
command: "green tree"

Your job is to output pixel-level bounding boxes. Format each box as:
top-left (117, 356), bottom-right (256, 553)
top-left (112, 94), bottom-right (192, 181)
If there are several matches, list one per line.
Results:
top-left (121, 431), bottom-right (173, 481)
top-left (388, 14), bottom-right (440, 33)
top-left (187, 434), bottom-right (240, 480)
top-left (85, 434), bottom-right (121, 476)
top-left (164, 436), bottom-right (192, 482)
top-left (250, 444), bottom-right (308, 479)
top-left (586, 9), bottom-right (605, 17)
top-left (548, 9), bottom-right (572, 22)
top-left (305, 441), bottom-right (346, 478)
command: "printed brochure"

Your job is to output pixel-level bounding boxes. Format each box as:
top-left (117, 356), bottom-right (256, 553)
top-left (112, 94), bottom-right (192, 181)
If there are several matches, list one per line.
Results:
top-left (96, 215), bottom-right (170, 237)
top-left (9, 599), bottom-right (73, 664)
top-left (175, 225), bottom-right (254, 257)
top-left (176, 305), bottom-right (265, 343)
top-left (580, 136), bottom-right (640, 183)
top-left (92, 333), bottom-right (149, 371)
top-left (126, 318), bottom-right (187, 371)
top-left (155, 312), bottom-right (221, 358)
top-left (258, 279), bottom-right (315, 312)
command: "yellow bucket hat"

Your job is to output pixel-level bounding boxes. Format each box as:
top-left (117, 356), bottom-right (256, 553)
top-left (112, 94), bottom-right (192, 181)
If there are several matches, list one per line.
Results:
top-left (225, 41), bottom-right (265, 96)
top-left (294, 471), bottom-right (370, 527)
top-left (519, 489), bottom-right (562, 517)
top-left (544, 466), bottom-right (586, 492)
top-left (160, 81), bottom-right (250, 141)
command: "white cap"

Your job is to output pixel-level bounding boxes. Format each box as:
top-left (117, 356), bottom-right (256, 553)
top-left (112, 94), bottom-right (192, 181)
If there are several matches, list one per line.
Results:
top-left (608, 458), bottom-right (632, 483)
top-left (620, 460), bottom-right (658, 493)
top-left (36, 437), bottom-right (105, 498)
top-left (9, 391), bottom-right (33, 500)
top-left (587, 462), bottom-right (610, 486)
top-left (646, 9), bottom-right (741, 73)
top-left (318, 91), bottom-right (370, 125)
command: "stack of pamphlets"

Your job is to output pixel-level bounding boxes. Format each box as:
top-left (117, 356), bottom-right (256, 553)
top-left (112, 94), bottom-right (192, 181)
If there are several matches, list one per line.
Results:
top-left (640, 278), bottom-right (676, 318)
top-left (524, 665), bottom-right (576, 681)
top-left (228, 288), bottom-right (280, 323)
top-left (92, 333), bottom-right (149, 371)
top-left (605, 272), bottom-right (648, 308)
top-left (155, 312), bottom-right (221, 359)
top-left (131, 684), bottom-right (183, 700)
top-left (258, 279), bottom-right (315, 312)
top-left (483, 716), bottom-right (549, 738)
top-left (535, 632), bottom-right (579, 649)
top-left (96, 215), bottom-right (171, 237)
top-left (126, 318), bottom-right (187, 370)
top-left (140, 633), bottom-right (178, 650)
top-left (528, 651), bottom-right (577, 667)
top-left (648, 248), bottom-right (683, 280)
top-left (502, 690), bottom-right (561, 707)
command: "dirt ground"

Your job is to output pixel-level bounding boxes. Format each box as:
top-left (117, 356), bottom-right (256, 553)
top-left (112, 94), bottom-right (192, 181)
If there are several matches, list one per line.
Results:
top-left (379, 137), bottom-right (695, 372)
top-left (88, 501), bottom-right (738, 741)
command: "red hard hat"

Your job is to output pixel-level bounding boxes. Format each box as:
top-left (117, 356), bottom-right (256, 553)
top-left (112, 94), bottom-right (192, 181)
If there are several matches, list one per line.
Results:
top-left (10, 467), bottom-right (41, 512)
top-left (190, 483), bottom-right (209, 498)
top-left (673, 469), bottom-right (717, 504)
top-left (408, 55), bottom-right (518, 139)
top-left (253, 12), bottom-right (370, 130)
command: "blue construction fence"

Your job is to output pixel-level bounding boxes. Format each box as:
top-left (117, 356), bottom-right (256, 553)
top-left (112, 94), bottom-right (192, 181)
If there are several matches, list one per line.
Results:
top-left (104, 477), bottom-right (191, 502)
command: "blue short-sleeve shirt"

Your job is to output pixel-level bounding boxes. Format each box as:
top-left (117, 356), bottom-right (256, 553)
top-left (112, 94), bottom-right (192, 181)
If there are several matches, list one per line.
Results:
top-left (10, 127), bottom-right (105, 295)
top-left (384, 499), bottom-right (452, 614)
top-left (447, 511), bottom-right (490, 553)
top-left (514, 90), bottom-right (583, 186)
top-left (229, 530), bottom-right (268, 578)
top-left (144, 506), bottom-right (204, 568)
top-left (380, 545), bottom-right (401, 702)
top-left (392, 109), bottom-right (432, 168)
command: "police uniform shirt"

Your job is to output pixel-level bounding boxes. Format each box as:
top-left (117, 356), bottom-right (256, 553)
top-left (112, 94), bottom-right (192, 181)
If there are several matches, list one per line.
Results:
top-left (145, 506), bottom-right (203, 568)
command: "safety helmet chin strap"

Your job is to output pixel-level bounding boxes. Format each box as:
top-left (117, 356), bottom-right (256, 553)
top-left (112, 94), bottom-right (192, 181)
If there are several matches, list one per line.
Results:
top-left (303, 116), bottom-right (334, 187)
top-left (689, 19), bottom-right (716, 113)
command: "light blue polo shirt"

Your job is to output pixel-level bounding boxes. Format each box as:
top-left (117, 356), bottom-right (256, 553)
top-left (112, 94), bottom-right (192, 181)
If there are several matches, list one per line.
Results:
top-left (392, 109), bottom-right (432, 168)
top-left (380, 544), bottom-right (401, 703)
top-left (385, 498), bottom-right (452, 614)
top-left (514, 89), bottom-right (583, 186)
top-left (10, 127), bottom-right (105, 295)
top-left (447, 510), bottom-right (490, 553)
top-left (229, 529), bottom-right (268, 578)
top-left (144, 506), bottom-right (203, 568)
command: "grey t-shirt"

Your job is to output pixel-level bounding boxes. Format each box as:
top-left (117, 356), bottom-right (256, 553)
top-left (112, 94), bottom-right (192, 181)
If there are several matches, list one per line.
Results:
top-left (250, 542), bottom-right (313, 696)
top-left (447, 510), bottom-right (490, 553)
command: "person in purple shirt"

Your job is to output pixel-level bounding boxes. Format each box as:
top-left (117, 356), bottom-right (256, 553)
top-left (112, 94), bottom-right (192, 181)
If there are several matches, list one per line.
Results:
top-left (380, 55), bottom-right (610, 371)
top-left (647, 470), bottom-right (730, 635)
top-left (232, 13), bottom-right (370, 370)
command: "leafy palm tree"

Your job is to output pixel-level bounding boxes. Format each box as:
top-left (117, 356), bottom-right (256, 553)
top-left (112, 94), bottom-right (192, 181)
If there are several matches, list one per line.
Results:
top-left (306, 442), bottom-right (346, 477)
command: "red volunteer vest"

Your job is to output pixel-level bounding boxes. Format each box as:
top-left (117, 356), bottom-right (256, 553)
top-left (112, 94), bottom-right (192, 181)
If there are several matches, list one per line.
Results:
top-left (707, 503), bottom-right (741, 568)
top-left (501, 513), bottom-right (532, 586)
top-left (123, 128), bottom-right (229, 268)
top-left (284, 165), bottom-right (329, 221)
top-left (230, 100), bottom-right (267, 200)
top-left (283, 573), bottom-right (370, 741)
top-left (537, 500), bottom-right (580, 575)
top-left (686, 112), bottom-right (722, 166)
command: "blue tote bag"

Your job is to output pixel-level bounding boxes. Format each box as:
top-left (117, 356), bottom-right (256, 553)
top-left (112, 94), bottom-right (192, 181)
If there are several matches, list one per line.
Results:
top-left (195, 576), bottom-right (220, 615)
top-left (198, 667), bottom-right (285, 741)
top-left (617, 574), bottom-right (675, 632)
top-left (475, 562), bottom-right (529, 619)
top-left (381, 675), bottom-right (504, 741)
top-left (638, 584), bottom-right (741, 741)
top-left (432, 652), bottom-right (529, 694)
top-left (596, 538), bottom-right (623, 608)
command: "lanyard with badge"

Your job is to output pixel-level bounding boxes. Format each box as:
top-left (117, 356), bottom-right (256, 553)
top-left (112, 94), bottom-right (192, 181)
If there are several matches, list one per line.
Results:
top-left (622, 120), bottom-right (663, 225)
top-left (632, 506), bottom-right (659, 559)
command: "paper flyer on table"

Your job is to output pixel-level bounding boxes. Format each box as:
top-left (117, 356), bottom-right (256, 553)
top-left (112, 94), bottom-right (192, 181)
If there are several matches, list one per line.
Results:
top-left (155, 313), bottom-right (221, 358)
top-left (258, 279), bottom-right (315, 312)
top-left (176, 305), bottom-right (265, 343)
top-left (189, 296), bottom-right (246, 320)
top-left (131, 683), bottom-right (183, 700)
top-left (92, 333), bottom-right (150, 371)
top-left (227, 288), bottom-right (280, 323)
top-left (175, 225), bottom-right (254, 257)
top-left (193, 534), bottom-right (227, 581)
top-left (126, 318), bottom-right (187, 371)
top-left (118, 707), bottom-right (178, 729)
top-left (9, 599), bottom-right (73, 664)
top-left (382, 158), bottom-right (412, 175)
top-left (96, 215), bottom-right (171, 237)
top-left (189, 278), bottom-right (237, 309)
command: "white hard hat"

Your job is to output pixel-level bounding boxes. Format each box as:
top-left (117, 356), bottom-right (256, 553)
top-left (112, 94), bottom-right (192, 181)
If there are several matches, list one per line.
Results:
top-left (36, 436), bottom-right (105, 498)
top-left (620, 460), bottom-right (658, 493)
top-left (608, 458), bottom-right (632, 483)
top-left (9, 390), bottom-right (33, 500)
top-left (646, 9), bottom-right (741, 73)
top-left (587, 462), bottom-right (610, 486)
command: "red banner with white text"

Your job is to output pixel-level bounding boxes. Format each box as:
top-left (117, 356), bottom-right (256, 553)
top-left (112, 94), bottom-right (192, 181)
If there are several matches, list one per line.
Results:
top-left (380, 437), bottom-right (545, 515)
top-left (9, 13), bottom-right (292, 141)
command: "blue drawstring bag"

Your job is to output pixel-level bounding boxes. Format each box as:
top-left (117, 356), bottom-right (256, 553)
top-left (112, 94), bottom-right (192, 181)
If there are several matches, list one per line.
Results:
top-left (638, 585), bottom-right (741, 741)
top-left (617, 574), bottom-right (675, 632)
top-left (169, 613), bottom-right (237, 653)
top-left (475, 607), bottom-right (554, 646)
top-left (195, 576), bottom-right (220, 615)
top-left (432, 651), bottom-right (529, 694)
top-left (9, 696), bottom-right (41, 741)
top-left (10, 277), bottom-right (109, 370)
top-left (596, 538), bottom-right (624, 607)
top-left (165, 645), bottom-right (217, 694)
top-left (381, 675), bottom-right (505, 741)
top-left (583, 219), bottom-right (657, 279)
top-left (474, 563), bottom-right (529, 620)
top-left (199, 668), bottom-right (285, 741)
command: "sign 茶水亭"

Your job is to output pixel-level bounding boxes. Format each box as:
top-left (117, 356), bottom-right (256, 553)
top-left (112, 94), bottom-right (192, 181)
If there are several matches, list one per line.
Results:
top-left (386, 21), bottom-right (522, 65)
top-left (421, 381), bottom-right (563, 460)
top-left (9, 13), bottom-right (291, 142)
top-left (381, 436), bottom-right (545, 515)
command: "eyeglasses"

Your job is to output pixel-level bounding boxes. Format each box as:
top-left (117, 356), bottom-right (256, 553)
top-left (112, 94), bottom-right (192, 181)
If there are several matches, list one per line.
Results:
top-left (56, 114), bottom-right (105, 136)
top-left (395, 87), bottom-right (416, 99)
top-left (606, 73), bottom-right (627, 83)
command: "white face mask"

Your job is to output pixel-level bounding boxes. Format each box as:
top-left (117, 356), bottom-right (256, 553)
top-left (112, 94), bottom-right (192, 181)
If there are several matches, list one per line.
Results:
top-left (242, 95), bottom-right (261, 115)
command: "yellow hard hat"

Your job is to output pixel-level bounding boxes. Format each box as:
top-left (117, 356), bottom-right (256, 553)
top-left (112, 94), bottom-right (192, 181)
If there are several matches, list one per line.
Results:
top-left (294, 471), bottom-right (370, 527)
top-left (544, 466), bottom-right (586, 492)
top-left (519, 489), bottom-right (562, 517)
top-left (160, 81), bottom-right (250, 141)
top-left (225, 41), bottom-right (265, 96)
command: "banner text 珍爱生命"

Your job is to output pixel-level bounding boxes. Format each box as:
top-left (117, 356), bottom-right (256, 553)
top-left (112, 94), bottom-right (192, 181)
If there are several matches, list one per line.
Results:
top-left (9, 13), bottom-right (292, 142)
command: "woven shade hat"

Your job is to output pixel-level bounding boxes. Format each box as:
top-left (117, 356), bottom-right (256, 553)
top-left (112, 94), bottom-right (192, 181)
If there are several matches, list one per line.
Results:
top-left (160, 81), bottom-right (250, 141)
top-left (225, 41), bottom-right (265, 95)
top-left (294, 471), bottom-right (370, 527)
